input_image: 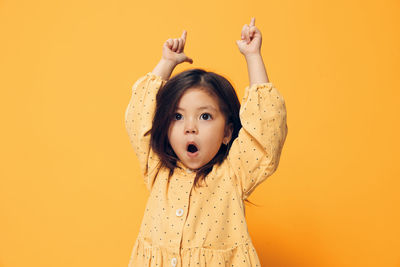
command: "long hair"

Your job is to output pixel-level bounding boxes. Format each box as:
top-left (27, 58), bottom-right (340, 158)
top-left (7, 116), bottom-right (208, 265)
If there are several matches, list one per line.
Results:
top-left (145, 68), bottom-right (256, 206)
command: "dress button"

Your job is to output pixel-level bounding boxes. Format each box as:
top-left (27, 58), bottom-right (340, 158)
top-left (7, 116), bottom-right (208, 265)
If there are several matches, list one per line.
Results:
top-left (171, 257), bottom-right (177, 266)
top-left (176, 208), bottom-right (184, 217)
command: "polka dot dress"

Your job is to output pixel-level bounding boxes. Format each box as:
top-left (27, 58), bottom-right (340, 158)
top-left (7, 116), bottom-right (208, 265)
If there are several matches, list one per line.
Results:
top-left (124, 73), bottom-right (288, 266)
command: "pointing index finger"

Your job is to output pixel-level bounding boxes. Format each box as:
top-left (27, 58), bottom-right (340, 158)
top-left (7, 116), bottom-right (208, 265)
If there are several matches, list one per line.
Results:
top-left (181, 30), bottom-right (187, 41)
top-left (250, 17), bottom-right (255, 27)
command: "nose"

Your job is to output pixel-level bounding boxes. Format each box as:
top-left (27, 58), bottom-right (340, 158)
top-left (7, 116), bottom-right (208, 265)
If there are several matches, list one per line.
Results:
top-left (184, 119), bottom-right (198, 134)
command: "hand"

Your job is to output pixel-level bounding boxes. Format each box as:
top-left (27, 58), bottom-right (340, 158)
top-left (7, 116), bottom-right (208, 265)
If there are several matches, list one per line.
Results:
top-left (236, 17), bottom-right (262, 57)
top-left (162, 30), bottom-right (193, 66)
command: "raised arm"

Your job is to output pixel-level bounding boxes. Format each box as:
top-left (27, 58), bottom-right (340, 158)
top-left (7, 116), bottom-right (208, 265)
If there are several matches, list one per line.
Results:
top-left (236, 17), bottom-right (269, 85)
top-left (229, 18), bottom-right (288, 200)
top-left (125, 30), bottom-right (193, 191)
top-left (152, 30), bottom-right (193, 80)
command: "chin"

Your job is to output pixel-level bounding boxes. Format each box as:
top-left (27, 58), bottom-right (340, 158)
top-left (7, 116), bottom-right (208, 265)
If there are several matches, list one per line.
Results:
top-left (187, 163), bottom-right (202, 170)
top-left (182, 161), bottom-right (204, 170)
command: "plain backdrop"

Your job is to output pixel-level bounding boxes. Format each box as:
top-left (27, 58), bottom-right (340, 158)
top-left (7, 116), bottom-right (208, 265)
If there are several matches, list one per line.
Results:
top-left (0, 0), bottom-right (399, 266)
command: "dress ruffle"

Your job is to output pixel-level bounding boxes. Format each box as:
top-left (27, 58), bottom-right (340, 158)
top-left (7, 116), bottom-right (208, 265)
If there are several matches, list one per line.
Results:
top-left (128, 238), bottom-right (261, 267)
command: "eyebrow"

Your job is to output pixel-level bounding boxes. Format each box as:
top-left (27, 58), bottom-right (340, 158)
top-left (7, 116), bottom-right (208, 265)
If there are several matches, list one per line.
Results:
top-left (176, 105), bottom-right (217, 112)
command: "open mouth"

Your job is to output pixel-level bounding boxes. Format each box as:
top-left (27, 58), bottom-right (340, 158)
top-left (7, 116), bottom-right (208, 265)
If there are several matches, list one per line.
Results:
top-left (187, 144), bottom-right (198, 153)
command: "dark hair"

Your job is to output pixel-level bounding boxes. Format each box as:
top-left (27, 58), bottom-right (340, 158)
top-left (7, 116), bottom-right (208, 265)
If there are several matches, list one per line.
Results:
top-left (145, 68), bottom-right (256, 205)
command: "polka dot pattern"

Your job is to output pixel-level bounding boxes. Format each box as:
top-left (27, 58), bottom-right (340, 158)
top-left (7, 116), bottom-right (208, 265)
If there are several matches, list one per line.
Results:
top-left (124, 73), bottom-right (288, 266)
top-left (228, 79), bottom-right (288, 200)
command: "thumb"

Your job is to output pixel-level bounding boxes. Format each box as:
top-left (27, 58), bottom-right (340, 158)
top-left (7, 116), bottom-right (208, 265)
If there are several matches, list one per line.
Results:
top-left (185, 56), bottom-right (193, 64)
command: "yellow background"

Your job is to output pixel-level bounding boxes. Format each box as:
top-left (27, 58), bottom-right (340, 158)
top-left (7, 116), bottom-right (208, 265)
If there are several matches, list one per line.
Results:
top-left (1, 0), bottom-right (399, 266)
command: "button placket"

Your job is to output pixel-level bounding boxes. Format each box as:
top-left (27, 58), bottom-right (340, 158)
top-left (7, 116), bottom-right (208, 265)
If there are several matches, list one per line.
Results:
top-left (171, 257), bottom-right (177, 266)
top-left (176, 208), bottom-right (184, 217)
top-left (169, 174), bottom-right (194, 260)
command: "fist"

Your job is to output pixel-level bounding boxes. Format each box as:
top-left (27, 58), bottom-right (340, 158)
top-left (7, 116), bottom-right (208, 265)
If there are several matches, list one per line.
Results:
top-left (236, 17), bottom-right (262, 56)
top-left (162, 30), bottom-right (193, 65)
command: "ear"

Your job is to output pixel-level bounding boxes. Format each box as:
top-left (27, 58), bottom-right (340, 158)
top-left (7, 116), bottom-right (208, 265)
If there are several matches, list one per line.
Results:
top-left (223, 123), bottom-right (234, 145)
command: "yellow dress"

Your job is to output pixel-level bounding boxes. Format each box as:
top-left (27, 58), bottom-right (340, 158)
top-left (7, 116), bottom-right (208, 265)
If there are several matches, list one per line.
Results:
top-left (125, 72), bottom-right (288, 266)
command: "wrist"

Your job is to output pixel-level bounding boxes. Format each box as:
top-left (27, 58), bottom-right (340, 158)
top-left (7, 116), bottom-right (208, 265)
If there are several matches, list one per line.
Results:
top-left (152, 58), bottom-right (177, 81)
top-left (159, 58), bottom-right (178, 68)
top-left (244, 52), bottom-right (262, 61)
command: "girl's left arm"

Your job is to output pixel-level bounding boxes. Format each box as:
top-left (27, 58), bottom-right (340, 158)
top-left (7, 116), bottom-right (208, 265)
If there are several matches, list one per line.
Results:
top-left (236, 17), bottom-right (269, 86)
top-left (227, 80), bottom-right (288, 200)
top-left (228, 18), bottom-right (288, 200)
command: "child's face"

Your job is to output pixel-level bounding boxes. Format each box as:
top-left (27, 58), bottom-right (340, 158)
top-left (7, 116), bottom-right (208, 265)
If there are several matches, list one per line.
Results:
top-left (168, 87), bottom-right (233, 171)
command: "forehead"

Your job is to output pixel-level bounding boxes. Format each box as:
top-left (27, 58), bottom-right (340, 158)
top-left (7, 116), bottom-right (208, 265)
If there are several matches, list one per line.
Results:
top-left (177, 87), bottom-right (220, 109)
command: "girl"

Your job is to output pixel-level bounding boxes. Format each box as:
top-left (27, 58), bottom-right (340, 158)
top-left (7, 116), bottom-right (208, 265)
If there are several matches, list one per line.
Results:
top-left (125, 17), bottom-right (288, 267)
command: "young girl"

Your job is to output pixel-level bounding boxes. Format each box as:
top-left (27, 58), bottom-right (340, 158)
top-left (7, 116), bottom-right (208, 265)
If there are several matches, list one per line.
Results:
top-left (125, 17), bottom-right (288, 267)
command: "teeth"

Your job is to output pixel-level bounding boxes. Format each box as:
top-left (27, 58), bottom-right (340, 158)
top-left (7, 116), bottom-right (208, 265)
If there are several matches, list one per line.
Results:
top-left (187, 144), bottom-right (198, 153)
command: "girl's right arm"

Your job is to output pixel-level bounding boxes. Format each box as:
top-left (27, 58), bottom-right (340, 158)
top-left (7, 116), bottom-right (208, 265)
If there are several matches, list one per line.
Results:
top-left (125, 31), bottom-right (192, 191)
top-left (152, 30), bottom-right (193, 80)
top-left (124, 73), bottom-right (164, 191)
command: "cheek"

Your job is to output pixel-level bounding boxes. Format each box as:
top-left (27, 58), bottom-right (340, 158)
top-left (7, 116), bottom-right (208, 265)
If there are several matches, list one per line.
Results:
top-left (203, 123), bottom-right (226, 142)
top-left (167, 127), bottom-right (174, 143)
top-left (167, 123), bottom-right (180, 145)
top-left (167, 126), bottom-right (172, 141)
top-left (167, 124), bottom-right (174, 143)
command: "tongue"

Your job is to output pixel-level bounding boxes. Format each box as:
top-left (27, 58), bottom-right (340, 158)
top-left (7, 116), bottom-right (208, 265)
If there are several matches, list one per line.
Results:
top-left (188, 144), bottom-right (198, 153)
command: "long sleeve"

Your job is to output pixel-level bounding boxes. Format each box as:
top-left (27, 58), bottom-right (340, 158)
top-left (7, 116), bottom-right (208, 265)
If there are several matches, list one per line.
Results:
top-left (124, 72), bottom-right (166, 191)
top-left (227, 82), bottom-right (288, 200)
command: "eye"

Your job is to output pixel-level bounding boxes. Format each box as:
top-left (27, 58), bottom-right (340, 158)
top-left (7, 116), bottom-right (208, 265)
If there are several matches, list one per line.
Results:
top-left (174, 113), bottom-right (183, 120)
top-left (200, 113), bottom-right (212, 120)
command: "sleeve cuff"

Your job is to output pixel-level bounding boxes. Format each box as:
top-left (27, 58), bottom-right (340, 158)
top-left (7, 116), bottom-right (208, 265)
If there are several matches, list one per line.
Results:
top-left (147, 72), bottom-right (168, 84)
top-left (247, 82), bottom-right (274, 91)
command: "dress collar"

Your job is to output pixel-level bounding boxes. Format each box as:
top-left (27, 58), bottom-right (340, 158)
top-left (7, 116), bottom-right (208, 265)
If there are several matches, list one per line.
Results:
top-left (176, 161), bottom-right (197, 175)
